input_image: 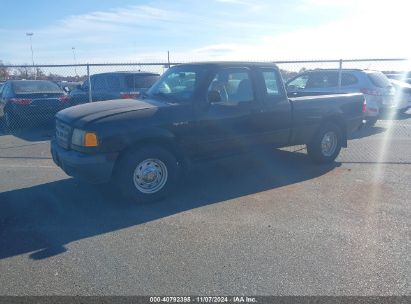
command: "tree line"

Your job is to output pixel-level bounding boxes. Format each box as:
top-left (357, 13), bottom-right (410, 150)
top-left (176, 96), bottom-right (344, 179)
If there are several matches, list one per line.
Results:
top-left (0, 60), bottom-right (86, 82)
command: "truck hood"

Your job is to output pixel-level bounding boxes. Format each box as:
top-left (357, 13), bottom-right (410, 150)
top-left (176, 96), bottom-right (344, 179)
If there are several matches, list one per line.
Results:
top-left (56, 98), bottom-right (166, 127)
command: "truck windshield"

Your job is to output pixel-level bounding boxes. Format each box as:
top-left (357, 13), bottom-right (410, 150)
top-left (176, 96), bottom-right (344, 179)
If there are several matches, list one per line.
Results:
top-left (146, 66), bottom-right (208, 103)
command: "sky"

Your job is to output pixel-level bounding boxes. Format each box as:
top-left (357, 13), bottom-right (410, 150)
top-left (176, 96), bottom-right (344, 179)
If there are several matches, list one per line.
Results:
top-left (0, 0), bottom-right (410, 64)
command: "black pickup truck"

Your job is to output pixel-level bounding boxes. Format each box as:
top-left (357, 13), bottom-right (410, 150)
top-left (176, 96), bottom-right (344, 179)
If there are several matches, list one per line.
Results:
top-left (51, 62), bottom-right (365, 202)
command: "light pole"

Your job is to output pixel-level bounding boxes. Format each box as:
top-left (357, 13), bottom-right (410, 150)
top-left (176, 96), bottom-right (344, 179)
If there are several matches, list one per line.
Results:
top-left (26, 32), bottom-right (35, 79)
top-left (72, 47), bottom-right (78, 77)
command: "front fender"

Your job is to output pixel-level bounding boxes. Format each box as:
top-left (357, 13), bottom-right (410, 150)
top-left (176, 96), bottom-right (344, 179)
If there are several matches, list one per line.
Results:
top-left (100, 127), bottom-right (177, 153)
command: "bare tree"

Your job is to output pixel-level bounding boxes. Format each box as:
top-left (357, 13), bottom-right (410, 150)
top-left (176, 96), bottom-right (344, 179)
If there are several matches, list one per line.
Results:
top-left (0, 60), bottom-right (9, 81)
top-left (13, 66), bottom-right (32, 79)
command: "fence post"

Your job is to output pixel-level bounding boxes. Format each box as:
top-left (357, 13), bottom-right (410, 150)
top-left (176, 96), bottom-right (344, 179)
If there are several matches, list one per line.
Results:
top-left (87, 64), bottom-right (92, 103)
top-left (338, 59), bottom-right (343, 92)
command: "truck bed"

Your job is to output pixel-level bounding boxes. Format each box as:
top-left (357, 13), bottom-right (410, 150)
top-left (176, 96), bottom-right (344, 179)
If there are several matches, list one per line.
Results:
top-left (289, 93), bottom-right (365, 145)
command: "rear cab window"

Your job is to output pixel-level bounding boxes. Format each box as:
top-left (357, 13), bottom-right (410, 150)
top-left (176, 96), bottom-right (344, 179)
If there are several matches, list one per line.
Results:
top-left (259, 68), bottom-right (285, 102)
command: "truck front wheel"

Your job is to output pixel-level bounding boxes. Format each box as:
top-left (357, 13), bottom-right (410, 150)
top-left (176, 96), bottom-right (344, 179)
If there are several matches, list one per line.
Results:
top-left (114, 145), bottom-right (180, 203)
top-left (307, 122), bottom-right (342, 164)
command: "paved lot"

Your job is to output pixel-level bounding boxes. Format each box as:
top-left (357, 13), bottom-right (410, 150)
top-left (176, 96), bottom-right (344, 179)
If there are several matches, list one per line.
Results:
top-left (0, 113), bottom-right (410, 295)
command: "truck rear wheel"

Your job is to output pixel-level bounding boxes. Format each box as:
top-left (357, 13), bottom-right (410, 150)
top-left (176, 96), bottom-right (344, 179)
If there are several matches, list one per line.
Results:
top-left (307, 122), bottom-right (342, 164)
top-left (114, 145), bottom-right (180, 203)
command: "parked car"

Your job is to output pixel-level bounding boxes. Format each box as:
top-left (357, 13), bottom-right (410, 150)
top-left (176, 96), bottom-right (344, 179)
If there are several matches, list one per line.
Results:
top-left (51, 62), bottom-right (365, 203)
top-left (390, 79), bottom-right (411, 113)
top-left (57, 81), bottom-right (82, 93)
top-left (69, 71), bottom-right (160, 104)
top-left (0, 80), bottom-right (70, 130)
top-left (285, 69), bottom-right (396, 126)
top-left (385, 72), bottom-right (411, 85)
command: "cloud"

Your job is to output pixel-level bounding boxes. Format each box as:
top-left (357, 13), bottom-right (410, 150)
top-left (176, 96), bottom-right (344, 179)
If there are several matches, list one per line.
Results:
top-left (215, 0), bottom-right (264, 11)
top-left (1, 0), bottom-right (410, 66)
top-left (188, 0), bottom-right (411, 62)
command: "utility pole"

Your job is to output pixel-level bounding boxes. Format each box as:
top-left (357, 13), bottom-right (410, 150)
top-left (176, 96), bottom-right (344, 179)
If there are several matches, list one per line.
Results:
top-left (72, 47), bottom-right (78, 77)
top-left (26, 32), bottom-right (36, 79)
top-left (167, 50), bottom-right (170, 68)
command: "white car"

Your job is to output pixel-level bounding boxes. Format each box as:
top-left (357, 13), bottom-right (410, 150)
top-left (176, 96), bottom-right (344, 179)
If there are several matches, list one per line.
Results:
top-left (390, 79), bottom-right (411, 113)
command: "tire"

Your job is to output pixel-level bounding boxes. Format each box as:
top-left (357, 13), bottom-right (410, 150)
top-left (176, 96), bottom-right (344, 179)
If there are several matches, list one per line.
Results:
top-left (113, 145), bottom-right (180, 203)
top-left (307, 122), bottom-right (343, 164)
top-left (365, 117), bottom-right (378, 127)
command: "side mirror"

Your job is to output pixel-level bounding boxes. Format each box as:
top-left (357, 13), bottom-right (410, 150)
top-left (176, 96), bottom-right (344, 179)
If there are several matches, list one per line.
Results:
top-left (208, 90), bottom-right (222, 103)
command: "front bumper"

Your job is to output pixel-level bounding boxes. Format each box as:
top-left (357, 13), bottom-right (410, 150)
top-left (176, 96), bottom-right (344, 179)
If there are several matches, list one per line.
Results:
top-left (51, 139), bottom-right (116, 184)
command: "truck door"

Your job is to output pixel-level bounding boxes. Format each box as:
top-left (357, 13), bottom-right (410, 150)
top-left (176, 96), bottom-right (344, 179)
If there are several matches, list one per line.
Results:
top-left (252, 67), bottom-right (292, 145)
top-left (193, 67), bottom-right (264, 157)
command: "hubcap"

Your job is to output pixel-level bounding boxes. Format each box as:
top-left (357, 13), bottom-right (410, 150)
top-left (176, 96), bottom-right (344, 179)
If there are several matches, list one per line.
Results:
top-left (321, 131), bottom-right (338, 157)
top-left (133, 158), bottom-right (168, 194)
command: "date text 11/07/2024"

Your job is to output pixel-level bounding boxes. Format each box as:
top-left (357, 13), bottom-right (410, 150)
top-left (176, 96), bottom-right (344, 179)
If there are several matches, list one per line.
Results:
top-left (149, 296), bottom-right (257, 303)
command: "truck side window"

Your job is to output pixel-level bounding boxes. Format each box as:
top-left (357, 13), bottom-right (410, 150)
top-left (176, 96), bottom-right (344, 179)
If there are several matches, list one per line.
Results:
top-left (208, 69), bottom-right (254, 105)
top-left (261, 70), bottom-right (281, 97)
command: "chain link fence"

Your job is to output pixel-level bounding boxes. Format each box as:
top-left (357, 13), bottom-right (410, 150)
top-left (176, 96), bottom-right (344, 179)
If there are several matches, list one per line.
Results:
top-left (0, 58), bottom-right (410, 163)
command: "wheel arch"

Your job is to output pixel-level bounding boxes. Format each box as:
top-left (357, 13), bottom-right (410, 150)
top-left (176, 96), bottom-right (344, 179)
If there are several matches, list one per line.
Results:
top-left (319, 114), bottom-right (347, 147)
top-left (112, 132), bottom-right (188, 178)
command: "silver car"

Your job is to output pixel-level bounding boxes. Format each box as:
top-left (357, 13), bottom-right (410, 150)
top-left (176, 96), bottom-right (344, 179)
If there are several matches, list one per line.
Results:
top-left (286, 69), bottom-right (396, 126)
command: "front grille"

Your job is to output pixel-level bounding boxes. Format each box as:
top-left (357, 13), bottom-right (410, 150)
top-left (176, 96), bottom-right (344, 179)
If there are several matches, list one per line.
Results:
top-left (55, 119), bottom-right (72, 149)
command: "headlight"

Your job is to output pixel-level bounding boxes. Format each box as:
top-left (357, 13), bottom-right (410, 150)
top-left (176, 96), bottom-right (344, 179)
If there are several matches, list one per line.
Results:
top-left (71, 129), bottom-right (99, 147)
